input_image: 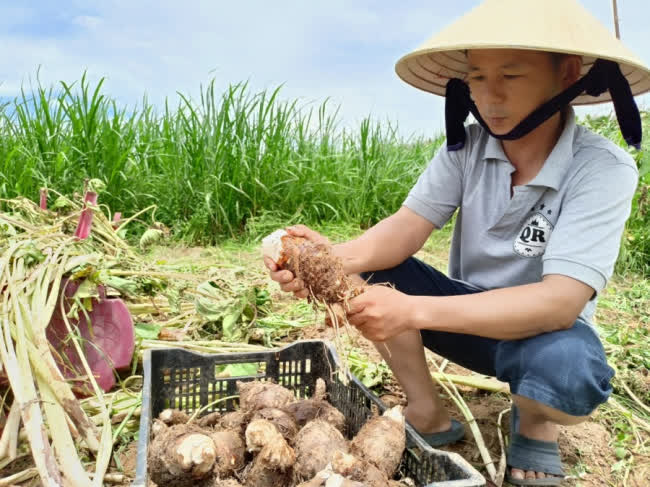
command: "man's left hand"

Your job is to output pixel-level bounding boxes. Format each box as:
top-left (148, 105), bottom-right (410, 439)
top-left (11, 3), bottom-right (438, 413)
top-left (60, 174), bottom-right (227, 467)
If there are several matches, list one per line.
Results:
top-left (346, 285), bottom-right (417, 342)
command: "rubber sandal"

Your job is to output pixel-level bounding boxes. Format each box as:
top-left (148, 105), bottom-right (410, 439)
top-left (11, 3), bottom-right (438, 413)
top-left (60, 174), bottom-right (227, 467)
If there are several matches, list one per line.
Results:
top-left (505, 406), bottom-right (565, 486)
top-left (417, 418), bottom-right (465, 448)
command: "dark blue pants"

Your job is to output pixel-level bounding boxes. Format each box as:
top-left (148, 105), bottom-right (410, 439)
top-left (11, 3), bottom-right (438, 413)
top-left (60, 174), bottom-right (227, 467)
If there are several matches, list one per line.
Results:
top-left (361, 258), bottom-right (614, 416)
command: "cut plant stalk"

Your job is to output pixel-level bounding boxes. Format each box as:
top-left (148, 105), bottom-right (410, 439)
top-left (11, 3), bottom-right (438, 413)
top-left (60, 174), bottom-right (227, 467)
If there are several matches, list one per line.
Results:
top-left (24, 246), bottom-right (101, 451)
top-left (40, 188), bottom-right (48, 210)
top-left (92, 399), bottom-right (113, 487)
top-left (0, 286), bottom-right (63, 487)
top-left (139, 339), bottom-right (266, 354)
top-left (430, 357), bottom-right (497, 483)
top-left (0, 400), bottom-right (20, 460)
top-left (91, 473), bottom-right (125, 484)
top-left (495, 407), bottom-right (510, 487)
top-left (111, 212), bottom-right (121, 229)
top-left (620, 379), bottom-right (650, 416)
top-left (0, 467), bottom-right (39, 487)
top-left (0, 452), bottom-right (29, 471)
top-left (74, 191), bottom-right (98, 240)
top-left (0, 221), bottom-right (116, 485)
top-left (113, 204), bottom-right (157, 236)
top-left (11, 242), bottom-right (101, 445)
top-left (9, 263), bottom-right (93, 486)
top-left (430, 372), bottom-right (510, 394)
top-left (37, 376), bottom-right (93, 487)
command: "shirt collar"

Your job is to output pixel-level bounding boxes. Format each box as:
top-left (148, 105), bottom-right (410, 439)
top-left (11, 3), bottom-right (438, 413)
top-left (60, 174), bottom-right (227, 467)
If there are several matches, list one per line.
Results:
top-left (483, 107), bottom-right (578, 191)
top-left (484, 130), bottom-right (510, 162)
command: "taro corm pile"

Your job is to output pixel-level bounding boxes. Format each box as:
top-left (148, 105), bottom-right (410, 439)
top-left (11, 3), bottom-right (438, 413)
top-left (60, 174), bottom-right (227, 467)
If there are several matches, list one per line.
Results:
top-left (148, 379), bottom-right (412, 487)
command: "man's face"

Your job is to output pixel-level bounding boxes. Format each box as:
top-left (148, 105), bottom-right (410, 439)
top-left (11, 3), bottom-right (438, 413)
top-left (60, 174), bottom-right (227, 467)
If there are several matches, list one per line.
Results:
top-left (465, 49), bottom-right (573, 135)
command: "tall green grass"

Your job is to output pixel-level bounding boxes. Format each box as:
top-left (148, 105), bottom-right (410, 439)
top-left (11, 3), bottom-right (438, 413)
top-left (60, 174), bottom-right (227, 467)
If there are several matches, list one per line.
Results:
top-left (0, 74), bottom-right (442, 243)
top-left (0, 74), bottom-right (648, 276)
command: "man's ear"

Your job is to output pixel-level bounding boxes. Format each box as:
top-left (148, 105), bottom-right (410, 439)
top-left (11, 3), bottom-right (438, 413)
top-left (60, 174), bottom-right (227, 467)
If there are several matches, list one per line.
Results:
top-left (561, 55), bottom-right (583, 88)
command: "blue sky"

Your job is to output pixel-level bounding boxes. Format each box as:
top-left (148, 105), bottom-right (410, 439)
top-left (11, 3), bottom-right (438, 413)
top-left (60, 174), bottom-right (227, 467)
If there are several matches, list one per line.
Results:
top-left (0, 0), bottom-right (648, 138)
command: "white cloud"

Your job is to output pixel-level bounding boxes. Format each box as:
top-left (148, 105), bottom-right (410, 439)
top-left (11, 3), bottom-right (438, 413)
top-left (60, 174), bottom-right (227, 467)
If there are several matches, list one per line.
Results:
top-left (71, 15), bottom-right (102, 30)
top-left (0, 0), bottom-right (647, 138)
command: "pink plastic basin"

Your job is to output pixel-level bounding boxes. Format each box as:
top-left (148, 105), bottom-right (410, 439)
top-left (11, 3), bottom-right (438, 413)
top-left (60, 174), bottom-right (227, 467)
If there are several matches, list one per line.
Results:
top-left (46, 279), bottom-right (135, 395)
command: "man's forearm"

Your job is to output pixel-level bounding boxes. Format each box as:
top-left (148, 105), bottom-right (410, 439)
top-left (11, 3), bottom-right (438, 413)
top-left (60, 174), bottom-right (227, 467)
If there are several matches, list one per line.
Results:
top-left (333, 223), bottom-right (409, 275)
top-left (411, 278), bottom-right (592, 340)
top-left (333, 209), bottom-right (434, 275)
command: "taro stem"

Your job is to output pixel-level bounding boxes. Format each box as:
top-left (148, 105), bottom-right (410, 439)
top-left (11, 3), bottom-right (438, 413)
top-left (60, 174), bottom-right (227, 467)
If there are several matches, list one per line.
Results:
top-left (12, 256), bottom-right (93, 485)
top-left (74, 191), bottom-right (98, 240)
top-left (39, 188), bottom-right (48, 210)
top-left (112, 212), bottom-right (121, 229)
top-left (0, 272), bottom-right (63, 486)
top-left (27, 247), bottom-right (101, 452)
top-left (0, 400), bottom-right (21, 459)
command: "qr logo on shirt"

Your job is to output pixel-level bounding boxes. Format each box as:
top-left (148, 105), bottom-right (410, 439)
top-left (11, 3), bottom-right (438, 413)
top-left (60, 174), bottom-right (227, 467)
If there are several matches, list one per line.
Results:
top-left (514, 213), bottom-right (554, 258)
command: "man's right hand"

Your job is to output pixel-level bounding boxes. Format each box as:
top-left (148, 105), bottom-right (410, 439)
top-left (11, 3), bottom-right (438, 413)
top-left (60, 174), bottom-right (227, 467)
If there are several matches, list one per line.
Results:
top-left (263, 225), bottom-right (331, 300)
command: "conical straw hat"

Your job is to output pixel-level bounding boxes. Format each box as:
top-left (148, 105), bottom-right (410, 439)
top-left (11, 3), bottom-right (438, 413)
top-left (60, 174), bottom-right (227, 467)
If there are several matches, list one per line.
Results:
top-left (395, 0), bottom-right (650, 105)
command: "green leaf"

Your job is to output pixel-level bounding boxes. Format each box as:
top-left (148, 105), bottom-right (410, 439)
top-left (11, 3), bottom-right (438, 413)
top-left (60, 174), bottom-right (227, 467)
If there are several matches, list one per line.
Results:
top-left (638, 152), bottom-right (650, 178)
top-left (135, 323), bottom-right (161, 340)
top-left (195, 280), bottom-right (229, 321)
top-left (221, 296), bottom-right (246, 342)
top-left (0, 221), bottom-right (16, 237)
top-left (73, 278), bottom-right (100, 300)
top-left (255, 288), bottom-right (271, 307)
top-left (139, 228), bottom-right (164, 250)
top-left (14, 242), bottom-right (46, 266)
top-left (99, 273), bottom-right (139, 297)
top-left (88, 178), bottom-right (106, 194)
top-left (222, 290), bottom-right (254, 342)
top-left (52, 196), bottom-right (73, 210)
top-left (221, 363), bottom-right (259, 377)
top-left (222, 309), bottom-right (243, 341)
top-left (164, 287), bottom-right (182, 314)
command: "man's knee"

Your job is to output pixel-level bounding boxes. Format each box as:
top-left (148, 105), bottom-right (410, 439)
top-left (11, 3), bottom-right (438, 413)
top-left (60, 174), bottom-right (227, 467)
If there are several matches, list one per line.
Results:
top-left (496, 321), bottom-right (614, 417)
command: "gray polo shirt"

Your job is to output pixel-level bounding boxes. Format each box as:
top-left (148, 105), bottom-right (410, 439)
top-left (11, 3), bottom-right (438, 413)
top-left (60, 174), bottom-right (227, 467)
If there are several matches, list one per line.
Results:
top-left (404, 108), bottom-right (638, 324)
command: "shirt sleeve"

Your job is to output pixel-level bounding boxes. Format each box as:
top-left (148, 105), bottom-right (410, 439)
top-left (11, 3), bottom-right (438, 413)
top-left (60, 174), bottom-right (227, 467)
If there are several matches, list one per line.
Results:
top-left (403, 143), bottom-right (465, 229)
top-left (542, 159), bottom-right (638, 294)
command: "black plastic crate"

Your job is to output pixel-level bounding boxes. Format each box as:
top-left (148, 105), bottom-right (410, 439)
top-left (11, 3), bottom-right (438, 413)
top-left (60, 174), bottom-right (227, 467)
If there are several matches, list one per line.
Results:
top-left (133, 340), bottom-right (485, 487)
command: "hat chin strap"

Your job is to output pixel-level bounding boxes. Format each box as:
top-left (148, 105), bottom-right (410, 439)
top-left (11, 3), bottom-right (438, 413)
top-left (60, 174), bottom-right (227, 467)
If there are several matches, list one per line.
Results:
top-left (445, 59), bottom-right (642, 151)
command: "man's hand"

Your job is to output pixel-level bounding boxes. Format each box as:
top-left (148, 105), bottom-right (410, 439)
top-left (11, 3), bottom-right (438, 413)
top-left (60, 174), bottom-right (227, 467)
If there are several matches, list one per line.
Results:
top-left (346, 285), bottom-right (417, 342)
top-left (263, 225), bottom-right (331, 299)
